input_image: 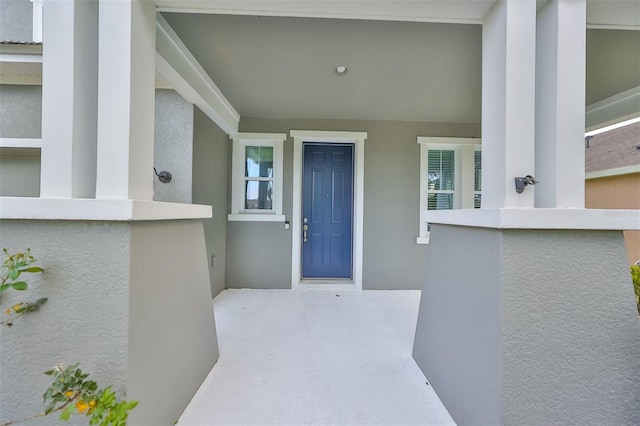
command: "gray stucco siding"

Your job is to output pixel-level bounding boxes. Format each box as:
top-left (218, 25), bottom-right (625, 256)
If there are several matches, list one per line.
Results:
top-left (0, 152), bottom-right (40, 196)
top-left (500, 229), bottom-right (640, 425)
top-left (0, 0), bottom-right (33, 42)
top-left (0, 84), bottom-right (42, 138)
top-left (413, 224), bottom-right (640, 425)
top-left (128, 220), bottom-right (219, 425)
top-left (0, 220), bottom-right (130, 425)
top-left (154, 89), bottom-right (194, 204)
top-left (0, 219), bottom-right (219, 425)
top-left (192, 106), bottom-right (229, 297)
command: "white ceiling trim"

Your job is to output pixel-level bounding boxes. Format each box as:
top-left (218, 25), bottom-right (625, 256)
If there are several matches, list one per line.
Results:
top-left (155, 13), bottom-right (239, 134)
top-left (155, 0), bottom-right (639, 29)
top-left (585, 85), bottom-right (640, 131)
top-left (154, 0), bottom-right (495, 24)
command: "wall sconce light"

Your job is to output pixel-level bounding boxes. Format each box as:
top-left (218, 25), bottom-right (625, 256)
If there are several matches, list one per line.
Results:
top-left (585, 135), bottom-right (593, 149)
top-left (154, 167), bottom-right (172, 183)
top-left (514, 175), bottom-right (537, 193)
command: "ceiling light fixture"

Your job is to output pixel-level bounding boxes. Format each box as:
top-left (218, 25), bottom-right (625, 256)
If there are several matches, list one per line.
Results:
top-left (334, 66), bottom-right (348, 76)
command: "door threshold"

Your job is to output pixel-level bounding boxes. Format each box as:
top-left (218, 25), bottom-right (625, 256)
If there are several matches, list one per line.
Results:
top-left (296, 280), bottom-right (356, 290)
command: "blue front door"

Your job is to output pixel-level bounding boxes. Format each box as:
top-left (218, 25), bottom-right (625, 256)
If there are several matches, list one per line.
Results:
top-left (302, 144), bottom-right (354, 279)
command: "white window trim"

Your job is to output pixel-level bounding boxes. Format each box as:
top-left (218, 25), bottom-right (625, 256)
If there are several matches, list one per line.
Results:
top-left (417, 137), bottom-right (481, 244)
top-left (290, 130), bottom-right (366, 290)
top-left (228, 132), bottom-right (286, 222)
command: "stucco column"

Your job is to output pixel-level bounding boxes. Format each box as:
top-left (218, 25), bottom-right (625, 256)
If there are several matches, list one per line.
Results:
top-left (95, 0), bottom-right (156, 200)
top-left (481, 0), bottom-right (536, 209)
top-left (535, 0), bottom-right (586, 208)
top-left (40, 0), bottom-right (98, 198)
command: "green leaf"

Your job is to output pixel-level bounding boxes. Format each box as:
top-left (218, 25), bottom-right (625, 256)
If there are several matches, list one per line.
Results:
top-left (45, 400), bottom-right (57, 415)
top-left (60, 403), bottom-right (75, 421)
top-left (37, 297), bottom-right (48, 305)
top-left (11, 281), bottom-right (28, 290)
top-left (125, 400), bottom-right (139, 410)
top-left (0, 283), bottom-right (11, 292)
top-left (21, 266), bottom-right (44, 273)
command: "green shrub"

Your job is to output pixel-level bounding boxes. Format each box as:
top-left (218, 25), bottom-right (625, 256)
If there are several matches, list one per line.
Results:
top-left (631, 265), bottom-right (640, 315)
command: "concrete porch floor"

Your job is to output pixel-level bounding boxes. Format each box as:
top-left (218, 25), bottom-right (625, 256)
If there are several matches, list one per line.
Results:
top-left (177, 289), bottom-right (455, 426)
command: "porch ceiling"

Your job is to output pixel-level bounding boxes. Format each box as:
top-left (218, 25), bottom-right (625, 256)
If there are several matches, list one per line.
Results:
top-left (161, 8), bottom-right (640, 123)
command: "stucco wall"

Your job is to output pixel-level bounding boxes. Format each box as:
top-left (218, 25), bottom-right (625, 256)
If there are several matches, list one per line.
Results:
top-left (0, 219), bottom-right (219, 425)
top-left (0, 151), bottom-right (40, 196)
top-left (413, 225), bottom-right (502, 425)
top-left (0, 220), bottom-right (130, 425)
top-left (0, 0), bottom-right (33, 42)
top-left (586, 173), bottom-right (640, 264)
top-left (128, 220), bottom-right (219, 425)
top-left (232, 117), bottom-right (480, 290)
top-left (0, 86), bottom-right (194, 202)
top-left (413, 224), bottom-right (640, 425)
top-left (192, 107), bottom-right (229, 297)
top-left (153, 89), bottom-right (194, 204)
top-left (0, 84), bottom-right (42, 138)
top-left (501, 229), bottom-right (640, 425)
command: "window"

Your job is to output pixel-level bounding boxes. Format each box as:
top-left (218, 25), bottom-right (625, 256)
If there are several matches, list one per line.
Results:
top-left (417, 137), bottom-right (481, 244)
top-left (229, 133), bottom-right (286, 222)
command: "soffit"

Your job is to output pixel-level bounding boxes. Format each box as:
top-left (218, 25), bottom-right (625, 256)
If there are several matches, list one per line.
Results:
top-left (162, 12), bottom-right (639, 123)
top-left (162, 13), bottom-right (483, 122)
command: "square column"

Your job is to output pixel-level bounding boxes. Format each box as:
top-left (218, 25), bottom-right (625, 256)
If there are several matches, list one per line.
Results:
top-left (40, 0), bottom-right (98, 198)
top-left (413, 224), bottom-right (640, 425)
top-left (95, 0), bottom-right (156, 200)
top-left (482, 0), bottom-right (537, 209)
top-left (535, 0), bottom-right (587, 208)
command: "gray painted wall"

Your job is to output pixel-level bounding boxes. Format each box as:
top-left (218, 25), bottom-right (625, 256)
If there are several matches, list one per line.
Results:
top-left (413, 224), bottom-right (640, 425)
top-left (0, 219), bottom-right (219, 425)
top-left (0, 220), bottom-right (130, 425)
top-left (412, 225), bottom-right (502, 425)
top-left (501, 229), bottom-right (640, 425)
top-left (0, 150), bottom-right (40, 196)
top-left (0, 0), bottom-right (33, 42)
top-left (232, 117), bottom-right (480, 290)
top-left (192, 107), bottom-right (229, 298)
top-left (128, 220), bottom-right (218, 425)
top-left (0, 84), bottom-right (42, 138)
top-left (0, 86), bottom-right (194, 202)
top-left (154, 89), bottom-right (194, 203)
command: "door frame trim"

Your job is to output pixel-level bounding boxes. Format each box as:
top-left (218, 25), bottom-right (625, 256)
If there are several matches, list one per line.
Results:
top-left (290, 130), bottom-right (366, 290)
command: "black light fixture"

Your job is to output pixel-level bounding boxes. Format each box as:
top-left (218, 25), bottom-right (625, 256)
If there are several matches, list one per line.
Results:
top-left (154, 167), bottom-right (172, 183)
top-left (585, 135), bottom-right (593, 148)
top-left (514, 175), bottom-right (538, 193)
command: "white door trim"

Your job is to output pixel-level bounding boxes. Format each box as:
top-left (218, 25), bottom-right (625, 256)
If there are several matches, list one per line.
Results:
top-left (290, 130), bottom-right (366, 290)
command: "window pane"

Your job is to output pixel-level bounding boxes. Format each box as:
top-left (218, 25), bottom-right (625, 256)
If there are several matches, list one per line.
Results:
top-left (245, 180), bottom-right (273, 210)
top-left (474, 151), bottom-right (482, 192)
top-left (474, 193), bottom-right (481, 209)
top-left (427, 193), bottom-right (454, 210)
top-left (245, 146), bottom-right (274, 178)
top-left (428, 150), bottom-right (455, 191)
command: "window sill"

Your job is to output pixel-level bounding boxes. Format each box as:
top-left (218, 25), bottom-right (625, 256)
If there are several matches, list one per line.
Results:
top-left (228, 213), bottom-right (286, 222)
top-left (416, 235), bottom-right (430, 245)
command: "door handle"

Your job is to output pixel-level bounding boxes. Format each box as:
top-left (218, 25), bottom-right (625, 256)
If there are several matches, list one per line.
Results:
top-left (303, 217), bottom-right (309, 243)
